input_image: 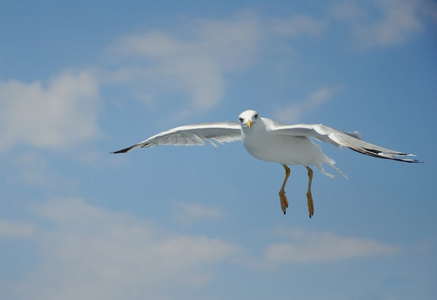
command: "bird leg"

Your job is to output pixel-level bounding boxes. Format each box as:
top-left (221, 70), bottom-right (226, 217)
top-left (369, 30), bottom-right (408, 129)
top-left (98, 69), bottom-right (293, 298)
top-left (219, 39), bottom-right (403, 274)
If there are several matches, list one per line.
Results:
top-left (279, 164), bottom-right (290, 214)
top-left (306, 166), bottom-right (314, 218)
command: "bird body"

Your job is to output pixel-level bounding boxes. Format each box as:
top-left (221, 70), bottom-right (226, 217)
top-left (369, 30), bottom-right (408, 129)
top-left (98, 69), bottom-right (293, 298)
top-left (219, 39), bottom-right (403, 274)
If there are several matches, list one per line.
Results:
top-left (240, 113), bottom-right (337, 177)
top-left (113, 110), bottom-right (419, 217)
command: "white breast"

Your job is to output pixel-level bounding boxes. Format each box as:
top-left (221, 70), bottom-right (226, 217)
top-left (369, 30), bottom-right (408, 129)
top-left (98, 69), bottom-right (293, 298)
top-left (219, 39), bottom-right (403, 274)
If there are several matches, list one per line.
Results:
top-left (241, 118), bottom-right (331, 167)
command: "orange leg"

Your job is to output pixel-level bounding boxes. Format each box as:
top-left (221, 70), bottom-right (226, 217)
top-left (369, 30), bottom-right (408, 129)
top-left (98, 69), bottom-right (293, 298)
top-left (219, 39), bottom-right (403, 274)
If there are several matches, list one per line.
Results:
top-left (306, 166), bottom-right (314, 218)
top-left (278, 164), bottom-right (290, 214)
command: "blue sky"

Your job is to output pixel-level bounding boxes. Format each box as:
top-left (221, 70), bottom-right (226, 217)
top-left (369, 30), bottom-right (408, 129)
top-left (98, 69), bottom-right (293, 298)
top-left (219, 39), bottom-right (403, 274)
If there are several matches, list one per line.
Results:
top-left (1, 0), bottom-right (436, 299)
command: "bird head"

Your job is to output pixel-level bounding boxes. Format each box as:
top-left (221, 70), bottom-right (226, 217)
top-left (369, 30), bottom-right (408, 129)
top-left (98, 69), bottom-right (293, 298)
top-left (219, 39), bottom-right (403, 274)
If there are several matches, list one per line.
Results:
top-left (239, 110), bottom-right (259, 129)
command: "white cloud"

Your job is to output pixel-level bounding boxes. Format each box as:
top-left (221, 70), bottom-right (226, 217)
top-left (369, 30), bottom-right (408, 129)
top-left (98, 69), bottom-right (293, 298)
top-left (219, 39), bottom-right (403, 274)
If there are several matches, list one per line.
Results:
top-left (0, 220), bottom-right (35, 238)
top-left (106, 12), bottom-right (327, 117)
top-left (173, 202), bottom-right (222, 225)
top-left (274, 85), bottom-right (342, 123)
top-left (357, 0), bottom-right (424, 47)
top-left (332, 0), bottom-right (437, 48)
top-left (10, 152), bottom-right (76, 192)
top-left (242, 227), bottom-right (400, 269)
top-left (266, 228), bottom-right (400, 263)
top-left (0, 70), bottom-right (100, 154)
top-left (108, 12), bottom-right (261, 114)
top-left (8, 198), bottom-right (240, 300)
top-left (331, 0), bottom-right (368, 21)
top-left (269, 14), bottom-right (326, 37)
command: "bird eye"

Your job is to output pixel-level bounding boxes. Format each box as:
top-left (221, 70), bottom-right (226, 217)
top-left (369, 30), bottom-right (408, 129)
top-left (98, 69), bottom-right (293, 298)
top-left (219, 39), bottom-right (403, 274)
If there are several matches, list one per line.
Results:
top-left (254, 113), bottom-right (258, 119)
top-left (239, 118), bottom-right (244, 122)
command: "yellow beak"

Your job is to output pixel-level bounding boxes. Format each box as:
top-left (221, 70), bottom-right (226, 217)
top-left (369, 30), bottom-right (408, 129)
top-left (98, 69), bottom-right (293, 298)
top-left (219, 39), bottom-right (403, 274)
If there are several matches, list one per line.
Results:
top-left (246, 120), bottom-right (252, 128)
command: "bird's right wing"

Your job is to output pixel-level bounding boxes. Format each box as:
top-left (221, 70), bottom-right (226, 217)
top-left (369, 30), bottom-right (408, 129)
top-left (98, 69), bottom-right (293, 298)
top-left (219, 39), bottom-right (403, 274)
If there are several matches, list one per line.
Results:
top-left (113, 121), bottom-right (241, 153)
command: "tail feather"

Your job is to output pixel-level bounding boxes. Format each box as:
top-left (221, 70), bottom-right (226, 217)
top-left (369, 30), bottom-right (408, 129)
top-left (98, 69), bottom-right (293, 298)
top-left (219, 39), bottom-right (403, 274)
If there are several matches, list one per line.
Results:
top-left (314, 157), bottom-right (348, 179)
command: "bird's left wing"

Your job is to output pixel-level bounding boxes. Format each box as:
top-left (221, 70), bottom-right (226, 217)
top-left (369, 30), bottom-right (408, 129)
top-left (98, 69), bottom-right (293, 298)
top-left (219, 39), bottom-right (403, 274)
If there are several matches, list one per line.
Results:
top-left (270, 122), bottom-right (419, 163)
top-left (113, 121), bottom-right (241, 153)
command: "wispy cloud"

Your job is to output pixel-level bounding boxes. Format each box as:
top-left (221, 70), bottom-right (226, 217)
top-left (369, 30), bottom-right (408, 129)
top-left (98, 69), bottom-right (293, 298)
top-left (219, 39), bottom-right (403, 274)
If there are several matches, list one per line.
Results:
top-left (173, 202), bottom-right (222, 225)
top-left (4, 198), bottom-right (402, 298)
top-left (6, 198), bottom-right (240, 300)
top-left (331, 0), bottom-right (369, 21)
top-left (105, 12), bottom-right (326, 119)
top-left (273, 85), bottom-right (342, 123)
top-left (103, 2), bottom-right (437, 122)
top-left (0, 70), bottom-right (99, 154)
top-left (241, 227), bottom-right (401, 269)
top-left (269, 14), bottom-right (326, 37)
top-left (265, 228), bottom-right (400, 263)
top-left (0, 220), bottom-right (35, 238)
top-left (107, 12), bottom-right (261, 115)
top-left (332, 0), bottom-right (437, 48)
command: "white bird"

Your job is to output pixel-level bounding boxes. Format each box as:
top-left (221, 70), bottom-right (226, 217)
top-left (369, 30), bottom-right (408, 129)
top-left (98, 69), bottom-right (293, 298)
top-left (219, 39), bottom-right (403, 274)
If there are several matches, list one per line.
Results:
top-left (113, 110), bottom-right (419, 217)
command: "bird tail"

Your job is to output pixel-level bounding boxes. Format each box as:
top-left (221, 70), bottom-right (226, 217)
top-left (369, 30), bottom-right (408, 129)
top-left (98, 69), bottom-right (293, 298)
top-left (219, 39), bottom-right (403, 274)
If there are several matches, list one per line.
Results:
top-left (314, 157), bottom-right (348, 179)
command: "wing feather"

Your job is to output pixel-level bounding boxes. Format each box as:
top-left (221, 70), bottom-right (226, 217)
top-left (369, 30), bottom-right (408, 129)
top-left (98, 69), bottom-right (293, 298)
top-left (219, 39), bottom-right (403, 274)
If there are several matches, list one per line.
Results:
top-left (113, 121), bottom-right (241, 153)
top-left (271, 123), bottom-right (419, 163)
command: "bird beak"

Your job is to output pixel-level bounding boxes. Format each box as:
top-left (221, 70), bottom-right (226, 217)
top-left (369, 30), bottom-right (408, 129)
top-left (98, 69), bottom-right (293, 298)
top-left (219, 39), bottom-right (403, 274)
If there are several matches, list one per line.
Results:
top-left (246, 120), bottom-right (252, 128)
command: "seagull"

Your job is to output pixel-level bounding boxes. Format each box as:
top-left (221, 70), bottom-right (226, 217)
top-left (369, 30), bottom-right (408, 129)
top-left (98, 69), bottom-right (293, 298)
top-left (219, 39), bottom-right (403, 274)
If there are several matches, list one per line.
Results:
top-left (113, 110), bottom-right (419, 217)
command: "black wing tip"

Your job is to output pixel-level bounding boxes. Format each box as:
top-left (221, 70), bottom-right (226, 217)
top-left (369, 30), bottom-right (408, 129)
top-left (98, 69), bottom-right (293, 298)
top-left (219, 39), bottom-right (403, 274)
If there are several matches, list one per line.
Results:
top-left (111, 145), bottom-right (136, 154)
top-left (403, 158), bottom-right (423, 163)
top-left (348, 147), bottom-right (422, 163)
top-left (396, 158), bottom-right (422, 163)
